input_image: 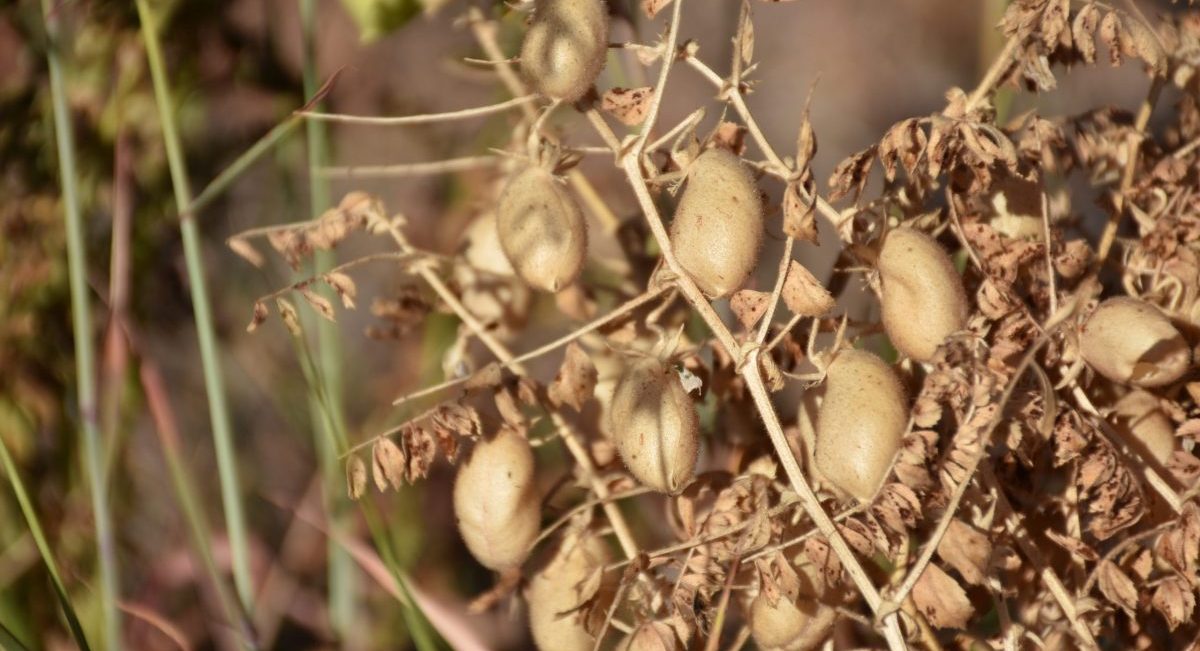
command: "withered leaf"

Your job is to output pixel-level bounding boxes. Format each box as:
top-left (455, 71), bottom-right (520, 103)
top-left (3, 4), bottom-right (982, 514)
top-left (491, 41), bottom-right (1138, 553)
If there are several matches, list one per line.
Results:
top-left (911, 563), bottom-right (974, 629)
top-left (601, 87), bottom-right (654, 126)
top-left (709, 121), bottom-right (748, 155)
top-left (1096, 560), bottom-right (1139, 617)
top-left (730, 289), bottom-right (771, 329)
top-left (372, 438), bottom-right (406, 491)
top-left (276, 298), bottom-right (302, 336)
top-left (548, 342), bottom-right (598, 412)
top-left (782, 182), bottom-right (818, 244)
top-left (227, 237), bottom-right (265, 268)
top-left (247, 301), bottom-right (269, 333)
top-left (828, 145), bottom-right (877, 202)
top-left (803, 537), bottom-right (842, 588)
top-left (464, 362), bottom-right (503, 390)
top-left (1151, 576), bottom-right (1195, 631)
top-left (642, 0), bottom-right (673, 19)
top-left (936, 519), bottom-right (992, 586)
top-left (781, 260), bottom-right (834, 317)
top-left (346, 455), bottom-right (367, 500)
top-left (493, 387), bottom-right (527, 428)
top-left (1073, 4), bottom-right (1101, 64)
top-left (1098, 11), bottom-right (1123, 67)
top-left (300, 287), bottom-right (336, 322)
top-left (1045, 529), bottom-right (1100, 563)
top-left (324, 272), bottom-right (358, 309)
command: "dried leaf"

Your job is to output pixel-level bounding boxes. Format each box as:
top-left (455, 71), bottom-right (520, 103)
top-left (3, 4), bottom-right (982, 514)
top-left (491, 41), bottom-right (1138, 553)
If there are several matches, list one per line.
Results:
top-left (276, 298), bottom-right (302, 336)
top-left (548, 342), bottom-right (598, 412)
top-left (346, 455), bottom-right (367, 500)
top-left (601, 87), bottom-right (654, 126)
top-left (247, 301), bottom-right (268, 333)
top-left (911, 563), bottom-right (974, 629)
top-left (300, 287), bottom-right (336, 321)
top-left (494, 387), bottom-right (527, 428)
top-left (1073, 4), bottom-right (1100, 63)
top-left (324, 272), bottom-right (358, 309)
top-left (730, 289), bottom-right (771, 329)
top-left (642, 0), bottom-right (672, 19)
top-left (228, 237), bottom-right (265, 268)
top-left (1151, 576), bottom-right (1195, 631)
top-left (936, 519), bottom-right (992, 586)
top-left (372, 438), bottom-right (406, 491)
top-left (1096, 560), bottom-right (1139, 616)
top-left (465, 362), bottom-right (503, 390)
top-left (782, 182), bottom-right (818, 244)
top-left (828, 145), bottom-right (877, 202)
top-left (1045, 529), bottom-right (1100, 563)
top-left (1098, 11), bottom-right (1123, 67)
top-left (781, 260), bottom-right (834, 317)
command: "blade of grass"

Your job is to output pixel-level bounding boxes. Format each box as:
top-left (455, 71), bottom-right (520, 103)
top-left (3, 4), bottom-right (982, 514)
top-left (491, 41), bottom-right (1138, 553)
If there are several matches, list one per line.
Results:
top-left (298, 0), bottom-right (356, 639)
top-left (0, 619), bottom-right (32, 651)
top-left (0, 438), bottom-right (91, 651)
top-left (39, 0), bottom-right (120, 646)
top-left (134, 0), bottom-right (254, 610)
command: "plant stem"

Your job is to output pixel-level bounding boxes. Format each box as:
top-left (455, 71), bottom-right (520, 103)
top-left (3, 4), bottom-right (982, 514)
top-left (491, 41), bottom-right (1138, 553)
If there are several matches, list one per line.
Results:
top-left (135, 0), bottom-right (254, 611)
top-left (298, 0), bottom-right (356, 639)
top-left (39, 1), bottom-right (119, 646)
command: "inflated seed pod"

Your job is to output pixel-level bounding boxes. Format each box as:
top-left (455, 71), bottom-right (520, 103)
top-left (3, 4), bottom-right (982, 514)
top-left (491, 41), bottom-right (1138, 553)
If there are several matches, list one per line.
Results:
top-left (814, 349), bottom-right (907, 502)
top-left (878, 228), bottom-right (969, 362)
top-left (749, 571), bottom-right (836, 651)
top-left (609, 357), bottom-right (700, 494)
top-left (669, 148), bottom-right (764, 298)
top-left (1112, 390), bottom-right (1177, 465)
top-left (520, 0), bottom-right (609, 102)
top-left (527, 534), bottom-right (613, 651)
top-left (1079, 297), bottom-right (1192, 388)
top-left (617, 621), bottom-right (681, 651)
top-left (497, 167), bottom-right (588, 293)
top-left (453, 428), bottom-right (540, 571)
top-left (464, 212), bottom-right (517, 277)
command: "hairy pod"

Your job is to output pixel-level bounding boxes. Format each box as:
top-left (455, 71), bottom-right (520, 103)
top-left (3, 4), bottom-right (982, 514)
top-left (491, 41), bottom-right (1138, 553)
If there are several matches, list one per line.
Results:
top-left (520, 0), bottom-right (609, 102)
top-left (749, 563), bottom-right (836, 651)
top-left (1112, 390), bottom-right (1176, 465)
top-left (814, 349), bottom-right (907, 502)
top-left (497, 167), bottom-right (588, 292)
top-left (670, 148), bottom-right (765, 298)
top-left (453, 428), bottom-right (540, 571)
top-left (617, 621), bottom-right (681, 651)
top-left (527, 533), bottom-right (613, 651)
top-left (1079, 297), bottom-right (1191, 387)
top-left (609, 357), bottom-right (700, 494)
top-left (878, 228), bottom-right (969, 362)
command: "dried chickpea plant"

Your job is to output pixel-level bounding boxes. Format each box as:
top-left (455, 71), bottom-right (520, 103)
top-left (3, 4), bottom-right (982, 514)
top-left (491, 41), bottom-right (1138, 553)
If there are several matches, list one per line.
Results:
top-left (230, 0), bottom-right (1200, 648)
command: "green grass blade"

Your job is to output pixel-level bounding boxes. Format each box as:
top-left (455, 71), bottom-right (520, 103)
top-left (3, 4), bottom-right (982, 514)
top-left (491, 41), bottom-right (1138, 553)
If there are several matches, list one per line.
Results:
top-left (134, 0), bottom-right (254, 611)
top-left (0, 619), bottom-right (32, 651)
top-left (0, 439), bottom-right (91, 651)
top-left (187, 115), bottom-right (303, 218)
top-left (298, 0), bottom-right (357, 639)
top-left (38, 1), bottom-right (120, 646)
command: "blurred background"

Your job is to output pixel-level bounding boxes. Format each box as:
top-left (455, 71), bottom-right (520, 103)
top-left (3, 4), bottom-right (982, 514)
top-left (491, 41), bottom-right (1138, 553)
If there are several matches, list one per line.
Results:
top-left (0, 0), bottom-right (1177, 648)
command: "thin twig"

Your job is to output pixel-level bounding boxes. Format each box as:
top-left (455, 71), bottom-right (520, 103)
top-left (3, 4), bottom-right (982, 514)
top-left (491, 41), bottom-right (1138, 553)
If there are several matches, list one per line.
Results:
top-left (300, 95), bottom-right (537, 125)
top-left (1096, 74), bottom-right (1164, 263)
top-left (317, 155), bottom-right (499, 178)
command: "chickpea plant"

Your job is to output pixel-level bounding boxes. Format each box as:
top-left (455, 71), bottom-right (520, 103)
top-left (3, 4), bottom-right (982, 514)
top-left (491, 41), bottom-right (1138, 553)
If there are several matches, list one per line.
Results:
top-left (231, 0), bottom-right (1200, 649)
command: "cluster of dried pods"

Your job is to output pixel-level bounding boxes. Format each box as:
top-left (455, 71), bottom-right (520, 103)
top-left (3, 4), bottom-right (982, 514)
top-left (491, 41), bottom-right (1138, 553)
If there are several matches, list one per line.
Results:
top-left (233, 0), bottom-right (1200, 649)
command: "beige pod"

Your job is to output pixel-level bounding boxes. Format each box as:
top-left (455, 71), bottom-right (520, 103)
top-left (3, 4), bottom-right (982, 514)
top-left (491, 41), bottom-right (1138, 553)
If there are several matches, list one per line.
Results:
top-left (877, 227), bottom-right (969, 362)
top-left (617, 621), bottom-right (681, 651)
top-left (453, 427), bottom-right (541, 571)
top-left (749, 564), bottom-right (836, 651)
top-left (520, 0), bottom-right (609, 102)
top-left (497, 167), bottom-right (589, 293)
top-left (526, 534), bottom-right (613, 651)
top-left (1112, 390), bottom-right (1177, 466)
top-left (609, 357), bottom-right (700, 494)
top-left (814, 349), bottom-right (907, 502)
top-left (1079, 297), bottom-right (1192, 387)
top-left (669, 148), bottom-right (765, 298)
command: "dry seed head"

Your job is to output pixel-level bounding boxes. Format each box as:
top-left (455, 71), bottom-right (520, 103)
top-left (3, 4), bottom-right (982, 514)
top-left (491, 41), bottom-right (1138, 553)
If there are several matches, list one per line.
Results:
top-left (1079, 297), bottom-right (1191, 388)
top-left (1112, 390), bottom-right (1176, 466)
top-left (609, 357), bottom-right (700, 494)
top-left (878, 227), bottom-right (969, 362)
top-left (526, 533), bottom-right (613, 651)
top-left (670, 148), bottom-right (765, 298)
top-left (452, 427), bottom-right (540, 571)
top-left (497, 166), bottom-right (588, 293)
top-left (814, 349), bottom-right (907, 502)
top-left (520, 0), bottom-right (609, 102)
top-left (617, 621), bottom-right (681, 651)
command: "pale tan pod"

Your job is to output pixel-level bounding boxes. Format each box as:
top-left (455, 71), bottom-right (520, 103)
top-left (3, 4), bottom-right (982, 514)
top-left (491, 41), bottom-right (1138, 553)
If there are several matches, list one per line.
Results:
top-left (1112, 390), bottom-right (1177, 466)
top-left (814, 349), bottom-right (907, 502)
top-left (520, 0), bottom-right (609, 102)
top-left (617, 621), bottom-right (681, 651)
top-left (453, 428), bottom-right (540, 571)
top-left (878, 228), bottom-right (969, 362)
top-left (609, 357), bottom-right (700, 494)
top-left (1079, 297), bottom-right (1192, 388)
top-left (670, 148), bottom-right (765, 298)
top-left (527, 534), bottom-right (613, 651)
top-left (497, 167), bottom-right (588, 293)
top-left (749, 593), bottom-right (836, 651)
top-left (463, 212), bottom-right (516, 277)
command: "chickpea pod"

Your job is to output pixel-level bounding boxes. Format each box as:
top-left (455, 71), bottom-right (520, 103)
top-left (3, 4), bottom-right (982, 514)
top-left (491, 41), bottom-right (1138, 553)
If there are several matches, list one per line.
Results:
top-left (814, 349), bottom-right (907, 502)
top-left (527, 533), bottom-right (613, 651)
top-left (749, 563), bottom-right (836, 651)
top-left (670, 148), bottom-right (765, 298)
top-left (617, 621), bottom-right (681, 651)
top-left (609, 357), bottom-right (700, 494)
top-left (1112, 390), bottom-right (1177, 466)
top-left (1079, 297), bottom-right (1191, 388)
top-left (520, 0), bottom-right (609, 102)
top-left (453, 427), bottom-right (541, 571)
top-left (878, 227), bottom-right (969, 362)
top-left (497, 167), bottom-right (589, 293)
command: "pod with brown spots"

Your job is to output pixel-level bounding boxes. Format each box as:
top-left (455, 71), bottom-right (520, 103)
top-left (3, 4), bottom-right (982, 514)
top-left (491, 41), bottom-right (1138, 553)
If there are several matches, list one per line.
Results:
top-left (497, 167), bottom-right (588, 293)
top-left (670, 148), bottom-right (765, 298)
top-left (878, 228), bottom-right (968, 362)
top-left (520, 0), bottom-right (609, 102)
top-left (609, 357), bottom-right (700, 494)
top-left (814, 349), bottom-right (907, 502)
top-left (452, 427), bottom-right (541, 571)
